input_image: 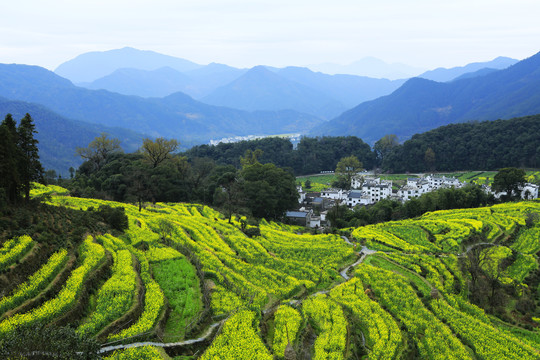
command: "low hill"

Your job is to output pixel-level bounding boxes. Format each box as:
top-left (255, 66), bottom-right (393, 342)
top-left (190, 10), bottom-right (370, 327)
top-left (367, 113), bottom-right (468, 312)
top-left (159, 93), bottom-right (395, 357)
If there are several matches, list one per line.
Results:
top-left (82, 62), bottom-right (405, 118)
top-left (275, 66), bottom-right (405, 108)
top-left (382, 114), bottom-right (540, 173)
top-left (0, 97), bottom-right (144, 175)
top-left (82, 63), bottom-right (247, 99)
top-left (310, 51), bottom-right (540, 143)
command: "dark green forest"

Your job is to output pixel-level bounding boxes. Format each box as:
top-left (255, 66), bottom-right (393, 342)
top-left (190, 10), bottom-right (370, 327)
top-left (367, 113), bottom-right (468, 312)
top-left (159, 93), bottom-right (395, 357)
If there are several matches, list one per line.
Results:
top-left (184, 136), bottom-right (376, 175)
top-left (0, 113), bottom-right (43, 207)
top-left (381, 115), bottom-right (540, 172)
top-left (184, 115), bottom-right (540, 175)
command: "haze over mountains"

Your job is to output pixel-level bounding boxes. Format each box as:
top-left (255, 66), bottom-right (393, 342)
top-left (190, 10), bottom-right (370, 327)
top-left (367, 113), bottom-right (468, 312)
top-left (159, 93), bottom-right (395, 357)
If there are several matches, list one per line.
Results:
top-left (0, 63), bottom-right (323, 141)
top-left (308, 57), bottom-right (425, 79)
top-left (418, 56), bottom-right (518, 82)
top-left (2, 46), bottom-right (539, 175)
top-left (0, 97), bottom-right (143, 173)
top-left (55, 47), bottom-right (202, 83)
top-left (311, 51), bottom-right (540, 143)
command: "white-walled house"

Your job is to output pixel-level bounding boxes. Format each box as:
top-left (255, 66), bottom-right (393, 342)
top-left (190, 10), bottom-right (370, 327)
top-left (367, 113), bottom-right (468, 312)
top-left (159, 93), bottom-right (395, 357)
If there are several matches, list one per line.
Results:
top-left (398, 178), bottom-right (430, 201)
top-left (491, 183), bottom-right (540, 200)
top-left (425, 175), bottom-right (463, 189)
top-left (361, 178), bottom-right (393, 204)
top-left (522, 183), bottom-right (539, 199)
top-left (346, 190), bottom-right (365, 207)
top-left (297, 186), bottom-right (306, 203)
top-left (398, 175), bottom-right (465, 201)
top-left (320, 189), bottom-right (347, 201)
top-left (309, 216), bottom-right (321, 228)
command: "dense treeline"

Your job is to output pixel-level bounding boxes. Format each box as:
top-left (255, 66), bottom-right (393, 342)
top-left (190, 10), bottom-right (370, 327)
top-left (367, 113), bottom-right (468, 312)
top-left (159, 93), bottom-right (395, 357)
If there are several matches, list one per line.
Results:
top-left (69, 141), bottom-right (298, 221)
top-left (0, 113), bottom-right (43, 208)
top-left (183, 116), bottom-right (540, 175)
top-left (183, 136), bottom-right (375, 175)
top-left (382, 115), bottom-right (540, 173)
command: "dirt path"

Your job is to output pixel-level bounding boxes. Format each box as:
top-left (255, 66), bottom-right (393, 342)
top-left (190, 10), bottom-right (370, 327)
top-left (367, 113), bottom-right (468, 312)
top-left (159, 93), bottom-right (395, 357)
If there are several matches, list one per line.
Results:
top-left (98, 321), bottom-right (221, 354)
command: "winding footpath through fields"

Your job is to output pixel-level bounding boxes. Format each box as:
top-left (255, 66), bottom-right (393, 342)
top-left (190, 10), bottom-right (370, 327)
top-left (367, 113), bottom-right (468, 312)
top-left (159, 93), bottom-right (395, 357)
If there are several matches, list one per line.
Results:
top-left (98, 321), bottom-right (222, 355)
top-left (99, 235), bottom-right (365, 355)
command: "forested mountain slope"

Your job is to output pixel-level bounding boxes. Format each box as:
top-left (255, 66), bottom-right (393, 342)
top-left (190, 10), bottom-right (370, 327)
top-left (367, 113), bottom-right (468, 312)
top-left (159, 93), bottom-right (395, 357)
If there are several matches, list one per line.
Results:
top-left (311, 51), bottom-right (540, 143)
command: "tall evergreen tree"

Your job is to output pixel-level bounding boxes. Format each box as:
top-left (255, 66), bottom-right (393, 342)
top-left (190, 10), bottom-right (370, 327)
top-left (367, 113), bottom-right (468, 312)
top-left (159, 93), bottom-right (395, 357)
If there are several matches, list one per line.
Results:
top-left (0, 114), bottom-right (21, 204)
top-left (17, 113), bottom-right (44, 202)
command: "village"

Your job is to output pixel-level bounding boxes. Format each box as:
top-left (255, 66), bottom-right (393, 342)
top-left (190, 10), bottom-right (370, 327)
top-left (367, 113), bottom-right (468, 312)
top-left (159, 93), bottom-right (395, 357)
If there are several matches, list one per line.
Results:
top-left (287, 172), bottom-right (540, 228)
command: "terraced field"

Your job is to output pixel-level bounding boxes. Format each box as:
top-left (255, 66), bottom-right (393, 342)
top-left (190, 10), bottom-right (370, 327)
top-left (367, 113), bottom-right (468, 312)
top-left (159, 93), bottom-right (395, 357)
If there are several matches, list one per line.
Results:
top-left (0, 185), bottom-right (539, 359)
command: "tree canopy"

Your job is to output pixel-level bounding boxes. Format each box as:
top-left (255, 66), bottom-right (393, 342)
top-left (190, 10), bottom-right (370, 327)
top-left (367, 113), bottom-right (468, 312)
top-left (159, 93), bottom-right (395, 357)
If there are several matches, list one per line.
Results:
top-left (0, 113), bottom-right (43, 206)
top-left (381, 115), bottom-right (540, 172)
top-left (76, 132), bottom-right (121, 171)
top-left (141, 137), bottom-right (179, 168)
top-left (334, 155), bottom-right (363, 190)
top-left (492, 167), bottom-right (526, 199)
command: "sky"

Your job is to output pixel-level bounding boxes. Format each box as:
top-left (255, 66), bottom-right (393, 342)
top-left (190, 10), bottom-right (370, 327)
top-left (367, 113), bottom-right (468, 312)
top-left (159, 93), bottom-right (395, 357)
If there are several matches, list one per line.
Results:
top-left (1, 0), bottom-right (540, 71)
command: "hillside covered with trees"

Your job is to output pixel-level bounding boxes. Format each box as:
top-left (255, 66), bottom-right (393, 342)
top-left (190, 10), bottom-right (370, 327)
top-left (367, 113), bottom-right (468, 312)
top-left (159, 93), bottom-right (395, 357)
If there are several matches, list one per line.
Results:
top-left (381, 114), bottom-right (540, 173)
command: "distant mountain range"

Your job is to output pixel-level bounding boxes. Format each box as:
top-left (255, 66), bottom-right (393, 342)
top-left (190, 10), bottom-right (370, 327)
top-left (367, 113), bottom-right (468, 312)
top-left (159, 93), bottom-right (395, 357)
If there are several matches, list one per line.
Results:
top-left (0, 64), bottom-right (323, 145)
top-left (310, 51), bottom-right (540, 143)
top-left (81, 63), bottom-right (248, 99)
top-left (55, 47), bottom-right (202, 83)
top-left (67, 48), bottom-right (407, 117)
top-left (418, 56), bottom-right (518, 82)
top-left (58, 48), bottom-right (519, 120)
top-left (308, 57), bottom-right (425, 79)
top-left (200, 66), bottom-right (347, 119)
top-left (0, 97), bottom-right (143, 175)
top-left (1, 46), bottom-right (536, 175)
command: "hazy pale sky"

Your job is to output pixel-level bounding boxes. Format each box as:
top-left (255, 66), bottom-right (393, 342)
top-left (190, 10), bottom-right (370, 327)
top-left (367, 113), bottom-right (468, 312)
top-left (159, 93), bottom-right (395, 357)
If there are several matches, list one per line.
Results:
top-left (2, 0), bottom-right (540, 70)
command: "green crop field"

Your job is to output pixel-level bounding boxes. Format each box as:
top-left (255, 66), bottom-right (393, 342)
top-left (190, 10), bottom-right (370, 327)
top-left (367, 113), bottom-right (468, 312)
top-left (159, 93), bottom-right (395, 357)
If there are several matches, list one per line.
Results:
top-left (0, 184), bottom-right (539, 359)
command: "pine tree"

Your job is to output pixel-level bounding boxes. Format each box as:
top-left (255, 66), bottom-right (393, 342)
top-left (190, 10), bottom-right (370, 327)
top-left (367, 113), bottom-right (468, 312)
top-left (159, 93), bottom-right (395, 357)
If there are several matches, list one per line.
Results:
top-left (0, 114), bottom-right (21, 204)
top-left (17, 113), bottom-right (43, 202)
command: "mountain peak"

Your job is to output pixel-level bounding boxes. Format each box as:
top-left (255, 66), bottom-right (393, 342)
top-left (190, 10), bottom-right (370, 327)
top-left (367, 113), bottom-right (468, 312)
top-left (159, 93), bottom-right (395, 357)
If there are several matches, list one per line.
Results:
top-left (55, 47), bottom-right (202, 83)
top-left (310, 52), bottom-right (540, 143)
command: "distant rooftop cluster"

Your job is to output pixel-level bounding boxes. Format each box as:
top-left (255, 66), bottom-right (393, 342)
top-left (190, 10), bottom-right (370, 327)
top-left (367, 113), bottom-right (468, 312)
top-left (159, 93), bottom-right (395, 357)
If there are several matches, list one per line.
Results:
top-left (209, 133), bottom-right (301, 146)
top-left (288, 173), bottom-right (539, 228)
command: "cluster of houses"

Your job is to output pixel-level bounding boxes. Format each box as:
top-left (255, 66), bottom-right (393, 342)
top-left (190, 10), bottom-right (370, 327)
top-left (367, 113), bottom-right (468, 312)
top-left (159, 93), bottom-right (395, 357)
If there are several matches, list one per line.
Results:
top-left (286, 173), bottom-right (539, 228)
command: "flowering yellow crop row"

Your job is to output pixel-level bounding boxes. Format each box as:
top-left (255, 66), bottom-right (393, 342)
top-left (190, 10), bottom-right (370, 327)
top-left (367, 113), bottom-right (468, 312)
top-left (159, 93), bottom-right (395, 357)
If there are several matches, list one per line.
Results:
top-left (30, 182), bottom-right (70, 197)
top-left (108, 250), bottom-right (165, 340)
top-left (200, 309), bottom-right (273, 360)
top-left (103, 345), bottom-right (166, 359)
top-left (272, 305), bottom-right (302, 358)
top-left (355, 264), bottom-right (473, 359)
top-left (78, 248), bottom-right (138, 336)
top-left (431, 298), bottom-right (539, 359)
top-left (512, 223), bottom-right (540, 254)
top-left (0, 236), bottom-right (105, 335)
top-left (352, 226), bottom-right (424, 252)
top-left (302, 294), bottom-right (347, 360)
top-left (330, 278), bottom-right (402, 360)
top-left (0, 249), bottom-right (68, 315)
top-left (0, 235), bottom-right (34, 271)
top-left (145, 246), bottom-right (183, 262)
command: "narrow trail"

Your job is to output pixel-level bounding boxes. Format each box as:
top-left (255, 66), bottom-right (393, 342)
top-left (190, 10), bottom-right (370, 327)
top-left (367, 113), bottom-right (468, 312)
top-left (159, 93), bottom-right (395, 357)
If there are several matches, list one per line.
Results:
top-left (340, 236), bottom-right (377, 280)
top-left (98, 321), bottom-right (221, 354)
top-left (99, 235), bottom-right (372, 354)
